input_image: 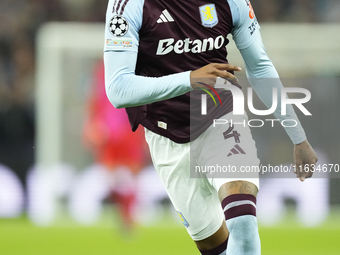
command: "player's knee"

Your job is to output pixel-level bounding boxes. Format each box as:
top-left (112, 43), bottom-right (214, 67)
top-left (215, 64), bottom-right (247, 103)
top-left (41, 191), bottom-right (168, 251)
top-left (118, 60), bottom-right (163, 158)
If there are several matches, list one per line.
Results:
top-left (216, 181), bottom-right (258, 202)
top-left (194, 221), bottom-right (228, 251)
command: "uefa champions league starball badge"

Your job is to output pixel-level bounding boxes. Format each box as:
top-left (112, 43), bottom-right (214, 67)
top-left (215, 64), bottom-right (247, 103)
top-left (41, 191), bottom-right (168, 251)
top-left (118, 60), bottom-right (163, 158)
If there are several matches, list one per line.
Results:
top-left (109, 15), bottom-right (129, 37)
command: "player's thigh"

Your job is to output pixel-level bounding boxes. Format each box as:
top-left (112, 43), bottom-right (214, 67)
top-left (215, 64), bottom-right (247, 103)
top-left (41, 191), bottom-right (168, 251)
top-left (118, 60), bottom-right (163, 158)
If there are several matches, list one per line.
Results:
top-left (192, 113), bottom-right (260, 197)
top-left (144, 128), bottom-right (225, 241)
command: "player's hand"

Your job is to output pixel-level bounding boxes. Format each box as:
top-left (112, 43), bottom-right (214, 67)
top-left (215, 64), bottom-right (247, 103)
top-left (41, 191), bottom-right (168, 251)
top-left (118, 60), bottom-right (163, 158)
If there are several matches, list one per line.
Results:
top-left (190, 63), bottom-right (241, 89)
top-left (293, 140), bottom-right (318, 182)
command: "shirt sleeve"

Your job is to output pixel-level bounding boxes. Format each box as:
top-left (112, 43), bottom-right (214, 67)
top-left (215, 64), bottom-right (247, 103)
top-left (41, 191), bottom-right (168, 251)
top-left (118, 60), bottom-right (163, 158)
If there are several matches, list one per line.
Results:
top-left (227, 0), bottom-right (260, 50)
top-left (228, 0), bottom-right (306, 144)
top-left (104, 0), bottom-right (192, 109)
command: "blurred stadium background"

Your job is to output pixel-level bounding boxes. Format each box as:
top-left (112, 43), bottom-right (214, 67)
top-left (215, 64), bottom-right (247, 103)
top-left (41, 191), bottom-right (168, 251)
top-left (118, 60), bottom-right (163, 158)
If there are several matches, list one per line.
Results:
top-left (1, 0), bottom-right (340, 254)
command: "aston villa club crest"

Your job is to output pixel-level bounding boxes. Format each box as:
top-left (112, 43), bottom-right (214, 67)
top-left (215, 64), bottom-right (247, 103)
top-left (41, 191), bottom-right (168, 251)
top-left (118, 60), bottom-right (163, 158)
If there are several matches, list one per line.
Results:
top-left (199, 4), bottom-right (218, 28)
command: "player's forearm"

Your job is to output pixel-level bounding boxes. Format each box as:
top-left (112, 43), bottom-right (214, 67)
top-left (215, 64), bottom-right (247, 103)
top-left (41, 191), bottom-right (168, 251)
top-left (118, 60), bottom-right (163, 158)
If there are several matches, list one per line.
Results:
top-left (104, 52), bottom-right (192, 108)
top-left (240, 42), bottom-right (306, 144)
top-left (246, 73), bottom-right (307, 144)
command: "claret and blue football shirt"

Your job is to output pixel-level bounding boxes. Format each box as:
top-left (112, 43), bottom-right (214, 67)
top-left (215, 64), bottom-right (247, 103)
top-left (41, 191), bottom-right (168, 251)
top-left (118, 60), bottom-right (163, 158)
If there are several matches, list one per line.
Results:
top-left (104, 0), bottom-right (306, 144)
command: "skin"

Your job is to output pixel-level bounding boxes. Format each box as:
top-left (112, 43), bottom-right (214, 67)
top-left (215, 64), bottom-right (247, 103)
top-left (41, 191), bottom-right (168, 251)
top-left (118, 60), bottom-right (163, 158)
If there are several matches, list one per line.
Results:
top-left (294, 139), bottom-right (318, 181)
top-left (190, 63), bottom-right (241, 89)
top-left (190, 63), bottom-right (318, 251)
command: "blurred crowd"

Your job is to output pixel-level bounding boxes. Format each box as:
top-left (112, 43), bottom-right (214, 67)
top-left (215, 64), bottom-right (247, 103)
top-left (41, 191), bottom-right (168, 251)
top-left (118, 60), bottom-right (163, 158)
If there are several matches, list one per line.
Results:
top-left (0, 0), bottom-right (107, 185)
top-left (0, 0), bottom-right (339, 186)
top-left (253, 0), bottom-right (340, 23)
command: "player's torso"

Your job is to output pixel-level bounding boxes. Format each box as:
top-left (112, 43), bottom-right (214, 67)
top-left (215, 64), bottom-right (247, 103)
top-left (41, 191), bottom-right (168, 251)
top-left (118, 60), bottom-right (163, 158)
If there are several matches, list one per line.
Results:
top-left (109, 0), bottom-right (236, 142)
top-left (136, 0), bottom-right (233, 76)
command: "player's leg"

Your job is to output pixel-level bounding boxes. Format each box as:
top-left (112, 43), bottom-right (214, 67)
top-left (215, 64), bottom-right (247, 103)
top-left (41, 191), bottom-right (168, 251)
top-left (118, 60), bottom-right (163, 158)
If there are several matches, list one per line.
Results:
top-left (194, 180), bottom-right (260, 255)
top-left (194, 222), bottom-right (228, 254)
top-left (144, 128), bottom-right (229, 255)
top-left (193, 113), bottom-right (261, 254)
top-left (218, 180), bottom-right (260, 255)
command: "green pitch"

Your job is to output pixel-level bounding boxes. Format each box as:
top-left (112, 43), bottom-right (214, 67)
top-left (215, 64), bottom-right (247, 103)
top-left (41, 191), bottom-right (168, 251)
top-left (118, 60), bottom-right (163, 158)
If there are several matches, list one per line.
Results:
top-left (1, 210), bottom-right (340, 255)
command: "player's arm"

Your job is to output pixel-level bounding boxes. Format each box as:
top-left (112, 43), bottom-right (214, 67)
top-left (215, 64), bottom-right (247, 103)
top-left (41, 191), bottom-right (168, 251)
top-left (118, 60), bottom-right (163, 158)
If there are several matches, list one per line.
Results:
top-left (105, 51), bottom-right (191, 108)
top-left (239, 37), bottom-right (318, 180)
top-left (104, 0), bottom-right (193, 109)
top-left (228, 0), bottom-right (305, 142)
top-left (104, 0), bottom-right (241, 108)
top-left (229, 0), bottom-right (317, 180)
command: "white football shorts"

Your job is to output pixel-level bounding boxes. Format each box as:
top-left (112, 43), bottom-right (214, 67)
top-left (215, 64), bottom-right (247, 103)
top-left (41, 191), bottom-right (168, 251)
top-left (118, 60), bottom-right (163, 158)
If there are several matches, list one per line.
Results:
top-left (144, 112), bottom-right (260, 241)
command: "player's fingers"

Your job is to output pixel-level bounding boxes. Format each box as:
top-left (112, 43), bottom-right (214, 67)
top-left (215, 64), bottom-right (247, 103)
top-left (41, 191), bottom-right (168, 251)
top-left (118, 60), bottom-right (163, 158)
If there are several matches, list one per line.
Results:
top-left (213, 63), bottom-right (242, 72)
top-left (212, 69), bottom-right (239, 83)
top-left (293, 165), bottom-right (296, 173)
top-left (297, 164), bottom-right (313, 182)
top-left (295, 165), bottom-right (303, 181)
top-left (295, 160), bottom-right (304, 181)
top-left (305, 172), bottom-right (313, 179)
top-left (296, 166), bottom-right (305, 182)
top-left (304, 164), bottom-right (314, 179)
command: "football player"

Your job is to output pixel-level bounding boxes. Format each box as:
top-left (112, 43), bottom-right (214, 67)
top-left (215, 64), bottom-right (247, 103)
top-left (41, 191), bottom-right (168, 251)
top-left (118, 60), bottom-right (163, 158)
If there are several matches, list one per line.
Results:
top-left (104, 0), bottom-right (318, 254)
